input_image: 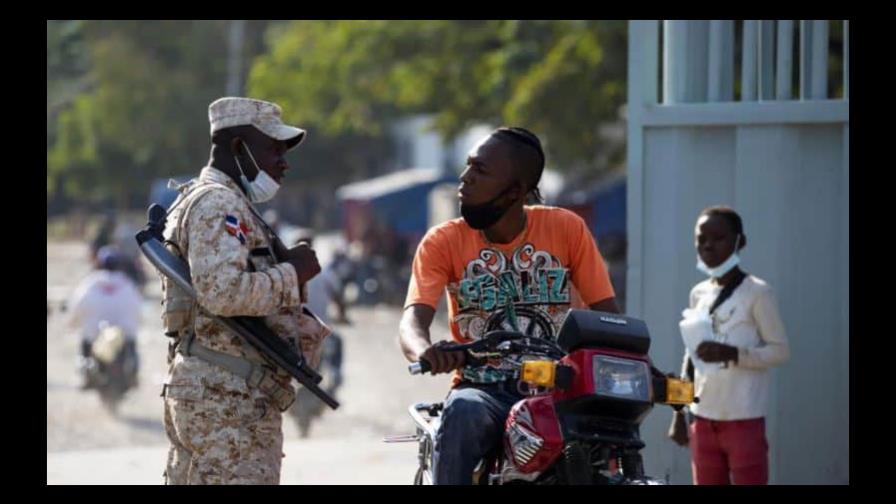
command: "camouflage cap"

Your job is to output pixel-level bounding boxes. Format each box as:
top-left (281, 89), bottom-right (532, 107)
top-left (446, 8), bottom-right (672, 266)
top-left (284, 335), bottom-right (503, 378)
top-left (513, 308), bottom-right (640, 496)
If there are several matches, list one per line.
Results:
top-left (208, 97), bottom-right (306, 150)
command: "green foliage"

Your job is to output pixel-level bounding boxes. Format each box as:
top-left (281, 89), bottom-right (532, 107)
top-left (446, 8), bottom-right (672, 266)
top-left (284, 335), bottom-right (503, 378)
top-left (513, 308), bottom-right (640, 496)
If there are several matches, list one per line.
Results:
top-left (48, 20), bottom-right (628, 213)
top-left (249, 20), bottom-right (628, 171)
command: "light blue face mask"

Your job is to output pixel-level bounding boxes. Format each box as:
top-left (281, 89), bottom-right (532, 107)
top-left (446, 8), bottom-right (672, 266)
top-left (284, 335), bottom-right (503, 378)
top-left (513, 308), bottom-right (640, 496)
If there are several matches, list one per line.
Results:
top-left (697, 235), bottom-right (741, 278)
top-left (234, 142), bottom-right (280, 204)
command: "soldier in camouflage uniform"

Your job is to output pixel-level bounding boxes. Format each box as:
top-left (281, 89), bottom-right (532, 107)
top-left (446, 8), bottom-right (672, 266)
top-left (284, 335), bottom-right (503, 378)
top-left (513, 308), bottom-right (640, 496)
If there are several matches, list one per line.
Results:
top-left (160, 97), bottom-right (330, 485)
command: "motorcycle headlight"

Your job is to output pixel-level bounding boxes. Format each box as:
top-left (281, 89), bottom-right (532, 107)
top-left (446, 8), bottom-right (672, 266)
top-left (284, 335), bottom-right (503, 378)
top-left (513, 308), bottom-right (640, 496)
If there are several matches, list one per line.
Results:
top-left (592, 355), bottom-right (651, 401)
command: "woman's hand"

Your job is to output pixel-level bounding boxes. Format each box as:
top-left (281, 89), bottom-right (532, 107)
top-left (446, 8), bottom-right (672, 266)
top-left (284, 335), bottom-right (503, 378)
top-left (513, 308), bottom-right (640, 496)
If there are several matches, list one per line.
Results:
top-left (696, 341), bottom-right (738, 363)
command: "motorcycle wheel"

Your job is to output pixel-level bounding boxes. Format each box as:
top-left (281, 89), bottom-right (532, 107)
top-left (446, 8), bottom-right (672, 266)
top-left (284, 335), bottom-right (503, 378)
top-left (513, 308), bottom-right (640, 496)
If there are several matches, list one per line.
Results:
top-left (621, 452), bottom-right (645, 479)
top-left (296, 412), bottom-right (312, 438)
top-left (559, 442), bottom-right (592, 485)
top-left (99, 387), bottom-right (124, 415)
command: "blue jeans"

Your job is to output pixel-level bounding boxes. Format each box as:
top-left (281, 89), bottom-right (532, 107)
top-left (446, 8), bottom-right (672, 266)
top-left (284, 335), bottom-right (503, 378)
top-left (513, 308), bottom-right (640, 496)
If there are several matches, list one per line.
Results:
top-left (432, 382), bottom-right (525, 485)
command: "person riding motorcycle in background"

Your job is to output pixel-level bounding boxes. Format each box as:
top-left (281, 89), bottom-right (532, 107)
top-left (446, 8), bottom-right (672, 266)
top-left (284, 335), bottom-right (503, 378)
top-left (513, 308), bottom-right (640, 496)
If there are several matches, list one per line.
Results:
top-left (67, 245), bottom-right (143, 389)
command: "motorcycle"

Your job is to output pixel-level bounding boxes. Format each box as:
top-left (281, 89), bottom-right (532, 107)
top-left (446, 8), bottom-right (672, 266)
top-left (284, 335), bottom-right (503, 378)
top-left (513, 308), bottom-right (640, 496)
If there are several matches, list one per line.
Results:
top-left (80, 323), bottom-right (139, 414)
top-left (385, 309), bottom-right (696, 485)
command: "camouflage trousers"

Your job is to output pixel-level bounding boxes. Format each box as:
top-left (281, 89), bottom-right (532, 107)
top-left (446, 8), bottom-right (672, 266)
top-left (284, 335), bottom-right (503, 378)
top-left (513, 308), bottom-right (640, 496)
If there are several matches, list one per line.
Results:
top-left (162, 374), bottom-right (285, 485)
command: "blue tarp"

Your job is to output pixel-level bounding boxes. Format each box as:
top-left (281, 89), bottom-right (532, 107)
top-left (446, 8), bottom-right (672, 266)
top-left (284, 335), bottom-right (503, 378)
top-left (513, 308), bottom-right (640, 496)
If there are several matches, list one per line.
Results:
top-left (337, 168), bottom-right (457, 237)
top-left (558, 174), bottom-right (627, 242)
top-left (590, 178), bottom-right (626, 241)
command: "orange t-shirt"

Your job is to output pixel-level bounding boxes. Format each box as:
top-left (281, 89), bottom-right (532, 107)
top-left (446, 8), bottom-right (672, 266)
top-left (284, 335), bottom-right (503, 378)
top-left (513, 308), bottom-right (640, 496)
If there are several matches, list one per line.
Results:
top-left (404, 205), bottom-right (616, 385)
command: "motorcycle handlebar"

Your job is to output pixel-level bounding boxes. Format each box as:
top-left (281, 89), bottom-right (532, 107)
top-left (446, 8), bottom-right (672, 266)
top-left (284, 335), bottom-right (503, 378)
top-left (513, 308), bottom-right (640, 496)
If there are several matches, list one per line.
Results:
top-left (407, 331), bottom-right (563, 376)
top-left (408, 360), bottom-right (429, 375)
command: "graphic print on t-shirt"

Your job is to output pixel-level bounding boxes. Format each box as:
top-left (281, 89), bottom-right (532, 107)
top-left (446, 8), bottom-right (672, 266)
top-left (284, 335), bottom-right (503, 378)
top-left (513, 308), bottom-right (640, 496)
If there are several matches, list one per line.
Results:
top-left (447, 242), bottom-right (572, 383)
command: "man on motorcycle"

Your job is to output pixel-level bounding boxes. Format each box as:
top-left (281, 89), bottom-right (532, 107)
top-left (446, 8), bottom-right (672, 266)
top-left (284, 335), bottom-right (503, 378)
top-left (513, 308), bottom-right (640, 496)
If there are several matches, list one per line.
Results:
top-left (399, 127), bottom-right (620, 484)
top-left (68, 245), bottom-right (144, 389)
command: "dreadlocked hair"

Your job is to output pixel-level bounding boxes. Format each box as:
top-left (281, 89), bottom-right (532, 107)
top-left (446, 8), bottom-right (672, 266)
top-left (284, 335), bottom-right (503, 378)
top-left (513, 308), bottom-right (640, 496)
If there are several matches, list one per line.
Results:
top-left (492, 126), bottom-right (546, 204)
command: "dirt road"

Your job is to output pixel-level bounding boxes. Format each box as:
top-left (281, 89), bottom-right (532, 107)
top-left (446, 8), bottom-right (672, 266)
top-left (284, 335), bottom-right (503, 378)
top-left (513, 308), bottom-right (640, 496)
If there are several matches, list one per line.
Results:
top-left (47, 240), bottom-right (453, 484)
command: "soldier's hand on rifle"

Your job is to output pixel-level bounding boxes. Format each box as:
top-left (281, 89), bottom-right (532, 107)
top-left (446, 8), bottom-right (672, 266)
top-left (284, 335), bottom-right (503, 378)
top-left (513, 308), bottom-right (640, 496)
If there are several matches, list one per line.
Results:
top-left (271, 237), bottom-right (290, 260)
top-left (282, 243), bottom-right (321, 284)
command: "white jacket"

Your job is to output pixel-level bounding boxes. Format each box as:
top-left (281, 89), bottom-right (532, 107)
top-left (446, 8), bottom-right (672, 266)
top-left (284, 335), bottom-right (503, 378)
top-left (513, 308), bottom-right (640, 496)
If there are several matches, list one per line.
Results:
top-left (681, 274), bottom-right (790, 421)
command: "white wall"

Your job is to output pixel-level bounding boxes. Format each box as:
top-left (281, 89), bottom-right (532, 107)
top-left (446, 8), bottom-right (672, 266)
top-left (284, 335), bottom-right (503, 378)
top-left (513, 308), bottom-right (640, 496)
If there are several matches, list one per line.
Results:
top-left (627, 21), bottom-right (849, 484)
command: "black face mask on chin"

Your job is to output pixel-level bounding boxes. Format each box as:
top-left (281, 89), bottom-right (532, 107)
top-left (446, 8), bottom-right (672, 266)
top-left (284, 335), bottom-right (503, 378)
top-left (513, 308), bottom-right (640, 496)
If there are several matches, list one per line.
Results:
top-left (459, 183), bottom-right (518, 230)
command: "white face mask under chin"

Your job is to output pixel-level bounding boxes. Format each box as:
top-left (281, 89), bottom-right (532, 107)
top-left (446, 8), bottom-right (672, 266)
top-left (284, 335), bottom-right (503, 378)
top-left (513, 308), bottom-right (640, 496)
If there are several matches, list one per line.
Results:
top-left (696, 235), bottom-right (741, 278)
top-left (234, 143), bottom-right (280, 203)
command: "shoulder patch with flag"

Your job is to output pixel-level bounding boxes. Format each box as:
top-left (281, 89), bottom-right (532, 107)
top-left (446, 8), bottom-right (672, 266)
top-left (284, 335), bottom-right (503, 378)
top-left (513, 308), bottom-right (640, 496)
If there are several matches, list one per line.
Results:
top-left (224, 215), bottom-right (250, 245)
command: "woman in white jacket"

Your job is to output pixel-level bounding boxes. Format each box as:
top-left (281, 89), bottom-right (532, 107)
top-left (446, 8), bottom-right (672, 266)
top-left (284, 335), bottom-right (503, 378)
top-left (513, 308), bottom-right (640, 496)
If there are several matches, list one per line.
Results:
top-left (668, 206), bottom-right (790, 485)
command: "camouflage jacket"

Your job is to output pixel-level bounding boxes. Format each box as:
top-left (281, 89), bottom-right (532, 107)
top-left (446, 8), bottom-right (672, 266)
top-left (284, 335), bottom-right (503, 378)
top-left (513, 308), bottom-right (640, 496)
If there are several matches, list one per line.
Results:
top-left (162, 166), bottom-right (330, 390)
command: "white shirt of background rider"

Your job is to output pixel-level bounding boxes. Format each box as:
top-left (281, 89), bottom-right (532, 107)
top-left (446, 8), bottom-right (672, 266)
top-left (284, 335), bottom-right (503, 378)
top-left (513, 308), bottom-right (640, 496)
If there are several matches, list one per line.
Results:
top-left (68, 270), bottom-right (143, 342)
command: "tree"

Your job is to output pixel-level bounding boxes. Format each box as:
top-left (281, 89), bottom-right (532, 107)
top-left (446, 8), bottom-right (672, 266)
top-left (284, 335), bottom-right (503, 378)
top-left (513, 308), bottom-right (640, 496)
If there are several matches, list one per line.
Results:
top-left (47, 20), bottom-right (629, 214)
top-left (47, 20), bottom-right (276, 212)
top-left (248, 20), bottom-right (628, 175)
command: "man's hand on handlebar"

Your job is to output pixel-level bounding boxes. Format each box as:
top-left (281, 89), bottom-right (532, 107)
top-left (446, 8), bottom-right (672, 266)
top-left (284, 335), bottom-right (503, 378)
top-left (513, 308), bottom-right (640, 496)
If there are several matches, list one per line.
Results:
top-left (417, 341), bottom-right (466, 375)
